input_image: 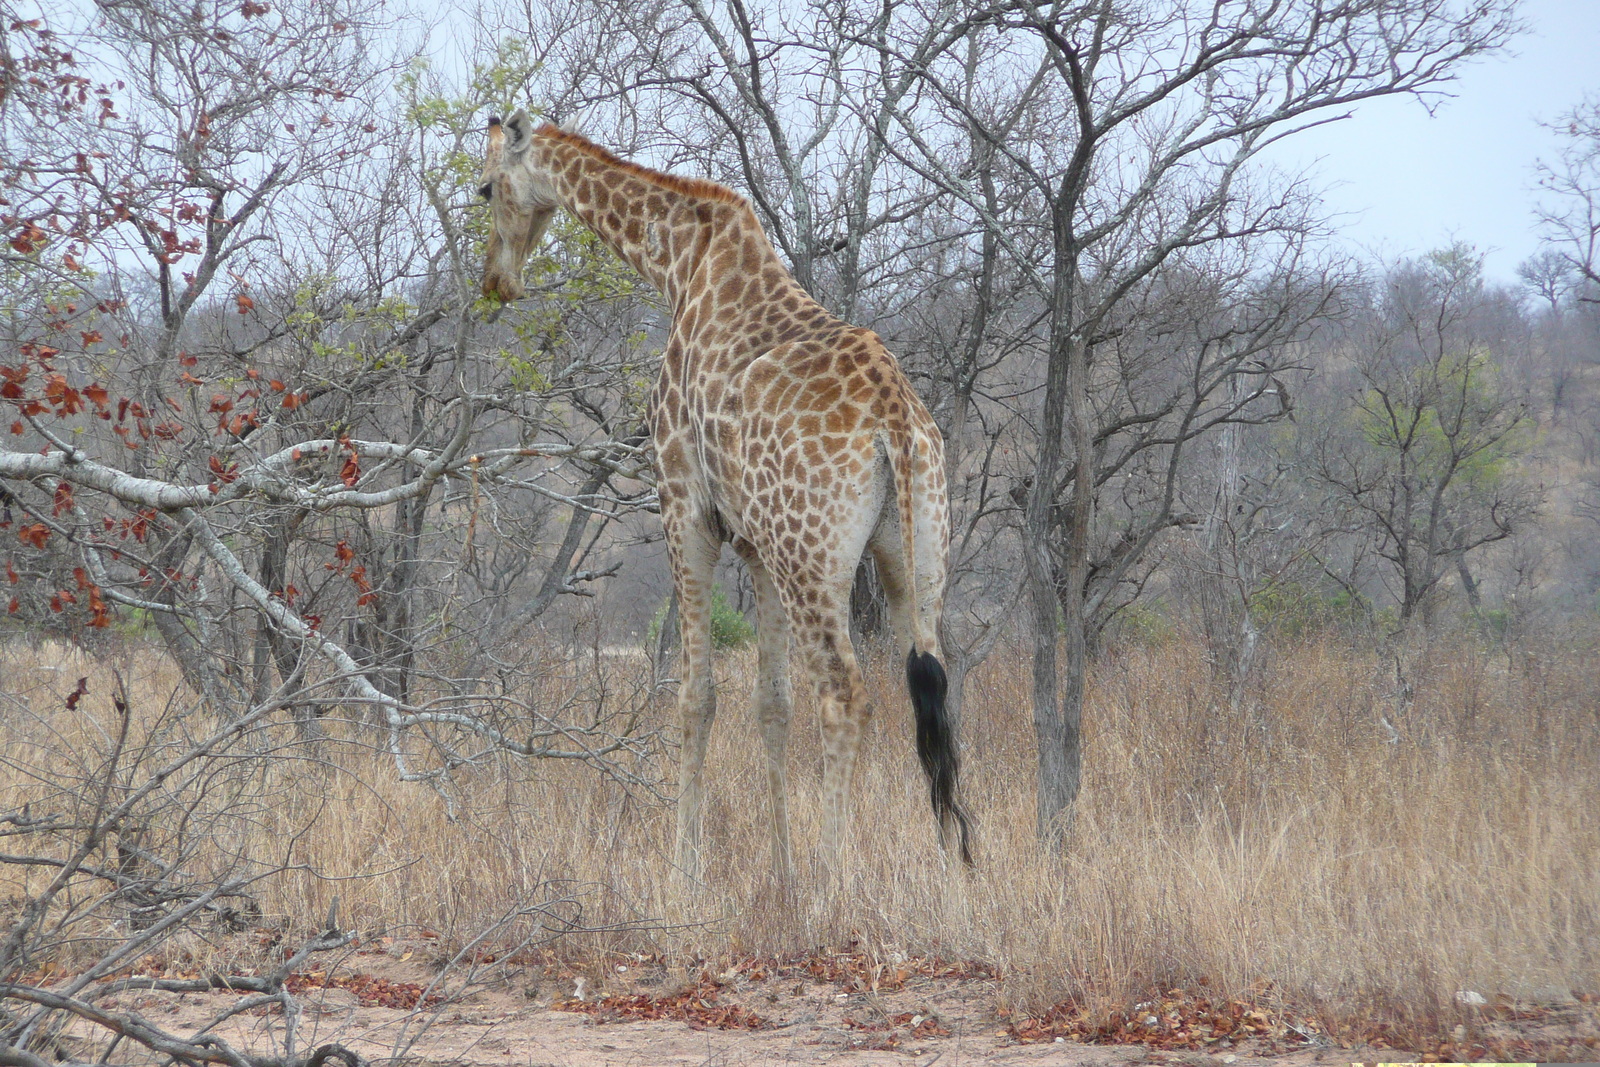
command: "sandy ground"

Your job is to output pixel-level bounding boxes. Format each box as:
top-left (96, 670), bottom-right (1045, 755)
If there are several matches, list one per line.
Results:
top-left (62, 939), bottom-right (1597, 1067)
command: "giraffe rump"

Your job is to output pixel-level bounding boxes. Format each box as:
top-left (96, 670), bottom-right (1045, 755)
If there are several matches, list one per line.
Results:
top-left (906, 648), bottom-right (973, 866)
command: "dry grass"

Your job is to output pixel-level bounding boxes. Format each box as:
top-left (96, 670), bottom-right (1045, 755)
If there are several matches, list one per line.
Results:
top-left (1, 626), bottom-right (1595, 1039)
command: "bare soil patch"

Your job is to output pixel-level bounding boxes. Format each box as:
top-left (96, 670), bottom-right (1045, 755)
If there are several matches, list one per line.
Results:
top-left (71, 938), bottom-right (1599, 1066)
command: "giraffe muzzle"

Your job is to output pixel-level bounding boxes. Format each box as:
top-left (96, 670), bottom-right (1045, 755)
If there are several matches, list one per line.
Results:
top-left (482, 273), bottom-right (525, 303)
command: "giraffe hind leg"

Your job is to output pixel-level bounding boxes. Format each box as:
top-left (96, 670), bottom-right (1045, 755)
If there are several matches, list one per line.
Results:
top-left (791, 606), bottom-right (870, 879)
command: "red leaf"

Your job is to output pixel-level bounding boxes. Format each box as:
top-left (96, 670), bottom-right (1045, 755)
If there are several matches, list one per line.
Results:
top-left (235, 293), bottom-right (254, 315)
top-left (8, 421), bottom-right (21, 435)
top-left (350, 565), bottom-right (373, 605)
top-left (5, 561), bottom-right (17, 583)
top-left (179, 371), bottom-right (204, 385)
top-left (207, 455), bottom-right (240, 483)
top-left (84, 382), bottom-right (109, 409)
top-left (340, 452), bottom-right (360, 487)
top-left (17, 523), bottom-right (50, 550)
top-left (44, 374), bottom-right (82, 414)
top-left (6, 598), bottom-right (17, 614)
top-left (178, 352), bottom-right (198, 367)
top-left (268, 379), bottom-right (286, 392)
top-left (9, 223), bottom-right (47, 254)
top-left (52, 483), bottom-right (73, 516)
top-left (65, 676), bottom-right (88, 709)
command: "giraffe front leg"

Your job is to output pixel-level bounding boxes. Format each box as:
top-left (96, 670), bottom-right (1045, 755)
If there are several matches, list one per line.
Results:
top-left (670, 524), bottom-right (720, 886)
top-left (739, 551), bottom-right (793, 883)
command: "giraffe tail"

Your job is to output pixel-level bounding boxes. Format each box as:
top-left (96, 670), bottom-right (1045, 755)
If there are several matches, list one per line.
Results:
top-left (907, 648), bottom-right (974, 866)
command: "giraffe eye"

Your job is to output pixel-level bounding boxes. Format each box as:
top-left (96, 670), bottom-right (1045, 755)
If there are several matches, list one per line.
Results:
top-left (478, 182), bottom-right (493, 200)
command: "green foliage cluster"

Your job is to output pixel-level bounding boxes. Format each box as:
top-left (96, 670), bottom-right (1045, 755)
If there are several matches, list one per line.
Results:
top-left (399, 44), bottom-right (651, 402)
top-left (1105, 599), bottom-right (1178, 648)
top-left (647, 585), bottom-right (755, 652)
top-left (1470, 605), bottom-right (1513, 640)
top-left (1355, 346), bottom-right (1532, 492)
top-left (1248, 581), bottom-right (1372, 638)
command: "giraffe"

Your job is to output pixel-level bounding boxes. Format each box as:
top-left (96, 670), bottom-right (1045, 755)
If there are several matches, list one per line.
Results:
top-left (479, 111), bottom-right (972, 881)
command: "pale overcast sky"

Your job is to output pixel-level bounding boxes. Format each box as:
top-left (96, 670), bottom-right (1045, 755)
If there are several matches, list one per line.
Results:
top-left (1276, 0), bottom-right (1600, 282)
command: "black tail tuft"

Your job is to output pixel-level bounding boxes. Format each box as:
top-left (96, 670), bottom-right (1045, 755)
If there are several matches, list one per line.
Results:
top-left (906, 649), bottom-right (974, 866)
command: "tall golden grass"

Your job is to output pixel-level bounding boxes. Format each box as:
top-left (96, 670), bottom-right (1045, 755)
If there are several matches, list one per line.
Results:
top-left (1, 627), bottom-right (1595, 1036)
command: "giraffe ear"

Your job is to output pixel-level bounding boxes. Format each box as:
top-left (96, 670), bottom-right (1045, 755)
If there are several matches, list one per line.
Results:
top-left (504, 109), bottom-right (534, 155)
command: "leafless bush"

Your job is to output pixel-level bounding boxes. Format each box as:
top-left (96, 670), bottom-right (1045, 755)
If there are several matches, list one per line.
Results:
top-left (0, 644), bottom-right (670, 1067)
top-left (0, 672), bottom-right (365, 1066)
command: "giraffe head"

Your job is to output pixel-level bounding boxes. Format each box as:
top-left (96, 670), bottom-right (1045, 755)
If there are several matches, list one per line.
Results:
top-left (479, 110), bottom-right (557, 302)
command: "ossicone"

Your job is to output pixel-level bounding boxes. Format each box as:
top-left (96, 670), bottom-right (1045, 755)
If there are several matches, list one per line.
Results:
top-left (504, 109), bottom-right (534, 153)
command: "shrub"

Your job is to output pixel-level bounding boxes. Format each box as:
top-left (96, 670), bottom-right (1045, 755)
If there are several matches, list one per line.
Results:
top-left (1104, 599), bottom-right (1177, 649)
top-left (1249, 581), bottom-right (1372, 638)
top-left (647, 584), bottom-right (755, 651)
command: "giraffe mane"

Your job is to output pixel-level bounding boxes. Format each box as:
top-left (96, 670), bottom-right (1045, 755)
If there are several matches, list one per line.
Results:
top-left (534, 123), bottom-right (746, 207)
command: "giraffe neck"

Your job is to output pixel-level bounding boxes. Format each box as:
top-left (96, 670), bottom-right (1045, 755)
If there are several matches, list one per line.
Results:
top-left (530, 127), bottom-right (779, 315)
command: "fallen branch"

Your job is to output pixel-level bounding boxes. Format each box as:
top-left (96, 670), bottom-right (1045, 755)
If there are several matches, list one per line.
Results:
top-left (97, 898), bottom-right (354, 998)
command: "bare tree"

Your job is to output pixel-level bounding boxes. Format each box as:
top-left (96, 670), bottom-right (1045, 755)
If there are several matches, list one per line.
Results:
top-left (867, 0), bottom-right (1521, 841)
top-left (1308, 248), bottom-right (1541, 625)
top-left (1535, 95), bottom-right (1600, 298)
top-left (1, 0), bottom-right (661, 782)
top-left (1, 10), bottom-right (675, 1060)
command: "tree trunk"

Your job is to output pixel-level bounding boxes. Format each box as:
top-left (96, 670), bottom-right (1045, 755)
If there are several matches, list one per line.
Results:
top-left (1047, 331), bottom-right (1093, 840)
top-left (1026, 307), bottom-right (1088, 844)
top-left (1455, 548), bottom-right (1481, 610)
top-left (511, 466), bottom-right (611, 627)
top-left (252, 508), bottom-right (308, 713)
